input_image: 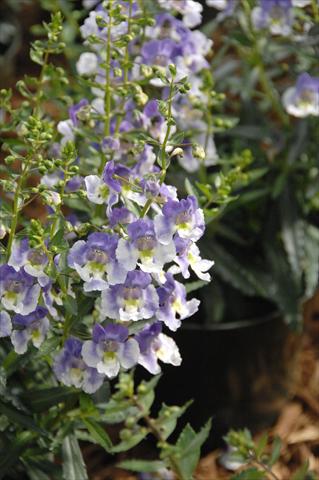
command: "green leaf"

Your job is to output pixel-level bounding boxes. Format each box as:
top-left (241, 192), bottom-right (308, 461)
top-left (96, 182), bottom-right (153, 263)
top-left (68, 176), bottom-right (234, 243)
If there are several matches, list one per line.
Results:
top-left (22, 387), bottom-right (78, 412)
top-left (82, 418), bottom-right (112, 452)
top-left (118, 459), bottom-right (166, 473)
top-left (62, 435), bottom-right (88, 480)
top-left (156, 401), bottom-right (192, 440)
top-left (231, 468), bottom-right (266, 480)
top-left (185, 178), bottom-right (198, 199)
top-left (268, 436), bottom-right (281, 467)
top-left (64, 295), bottom-right (78, 316)
top-left (210, 243), bottom-right (270, 297)
top-left (255, 432), bottom-right (268, 460)
top-left (112, 429), bottom-right (148, 453)
top-left (102, 399), bottom-right (138, 424)
top-left (185, 280), bottom-right (209, 294)
top-left (0, 400), bottom-right (46, 435)
top-left (174, 420), bottom-right (211, 480)
top-left (291, 461), bottom-right (310, 480)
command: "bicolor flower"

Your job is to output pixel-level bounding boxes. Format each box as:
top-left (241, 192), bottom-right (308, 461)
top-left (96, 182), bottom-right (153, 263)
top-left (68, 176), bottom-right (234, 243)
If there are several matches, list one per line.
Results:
top-left (156, 273), bottom-right (200, 331)
top-left (154, 195), bottom-right (205, 245)
top-left (82, 323), bottom-right (139, 377)
top-left (11, 306), bottom-right (49, 354)
top-left (0, 311), bottom-right (12, 338)
top-left (53, 337), bottom-right (104, 393)
top-left (8, 239), bottom-right (49, 287)
top-left (101, 270), bottom-right (159, 322)
top-left (135, 322), bottom-right (181, 375)
top-left (171, 235), bottom-right (214, 281)
top-left (85, 174), bottom-right (117, 207)
top-left (0, 265), bottom-right (41, 315)
top-left (157, 0), bottom-right (203, 28)
top-left (252, 0), bottom-right (293, 36)
top-left (282, 73), bottom-right (319, 117)
top-left (116, 219), bottom-right (176, 274)
top-left (68, 232), bottom-right (127, 290)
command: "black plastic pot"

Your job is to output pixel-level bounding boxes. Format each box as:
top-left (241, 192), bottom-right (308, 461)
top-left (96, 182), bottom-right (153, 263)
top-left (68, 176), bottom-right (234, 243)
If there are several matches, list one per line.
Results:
top-left (147, 313), bottom-right (301, 451)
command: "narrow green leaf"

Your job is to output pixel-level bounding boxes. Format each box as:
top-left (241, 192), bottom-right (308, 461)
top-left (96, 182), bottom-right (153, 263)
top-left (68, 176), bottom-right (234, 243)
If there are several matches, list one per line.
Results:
top-left (82, 418), bottom-right (112, 452)
top-left (255, 432), bottom-right (268, 460)
top-left (62, 435), bottom-right (88, 480)
top-left (0, 400), bottom-right (45, 435)
top-left (268, 436), bottom-right (281, 467)
top-left (231, 468), bottom-right (266, 480)
top-left (291, 461), bottom-right (310, 480)
top-left (23, 387), bottom-right (78, 413)
top-left (118, 459), bottom-right (165, 473)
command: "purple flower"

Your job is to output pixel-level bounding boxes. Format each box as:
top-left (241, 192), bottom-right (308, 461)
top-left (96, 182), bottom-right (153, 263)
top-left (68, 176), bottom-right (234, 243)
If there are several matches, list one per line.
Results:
top-left (54, 337), bottom-right (104, 393)
top-left (84, 175), bottom-right (117, 208)
top-left (82, 323), bottom-right (139, 377)
top-left (0, 265), bottom-right (41, 315)
top-left (102, 161), bottom-right (131, 194)
top-left (101, 270), bottom-right (159, 322)
top-left (8, 239), bottom-right (49, 287)
top-left (154, 195), bottom-right (205, 245)
top-left (68, 232), bottom-right (127, 290)
top-left (135, 322), bottom-right (181, 375)
top-left (170, 235), bottom-right (214, 281)
top-left (252, 0), bottom-right (293, 36)
top-left (0, 311), bottom-right (12, 337)
top-left (11, 306), bottom-right (49, 354)
top-left (282, 73), bottom-right (319, 118)
top-left (69, 99), bottom-right (89, 126)
top-left (108, 207), bottom-right (136, 227)
top-left (157, 0), bottom-right (203, 28)
top-left (141, 38), bottom-right (176, 67)
top-left (116, 219), bottom-right (176, 274)
top-left (156, 273), bottom-right (200, 331)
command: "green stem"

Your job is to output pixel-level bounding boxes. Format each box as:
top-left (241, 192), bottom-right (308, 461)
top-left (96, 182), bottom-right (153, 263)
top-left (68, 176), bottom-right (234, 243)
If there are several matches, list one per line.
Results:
top-left (104, 1), bottom-right (113, 139)
top-left (6, 156), bottom-right (32, 260)
top-left (132, 396), bottom-right (184, 480)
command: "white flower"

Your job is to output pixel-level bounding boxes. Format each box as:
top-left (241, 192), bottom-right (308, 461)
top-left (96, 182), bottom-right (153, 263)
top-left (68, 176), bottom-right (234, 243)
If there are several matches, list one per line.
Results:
top-left (76, 52), bottom-right (98, 76)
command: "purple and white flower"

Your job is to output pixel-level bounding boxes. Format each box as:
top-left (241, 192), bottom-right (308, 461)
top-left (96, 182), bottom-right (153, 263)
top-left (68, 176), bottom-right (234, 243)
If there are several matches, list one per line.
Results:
top-left (252, 0), bottom-right (293, 36)
top-left (282, 73), bottom-right (319, 117)
top-left (0, 265), bottom-right (41, 315)
top-left (54, 337), bottom-right (104, 393)
top-left (157, 0), bottom-right (203, 28)
top-left (154, 195), bottom-right (205, 245)
top-left (135, 322), bottom-right (181, 374)
top-left (0, 311), bottom-right (12, 338)
top-left (101, 270), bottom-right (159, 322)
top-left (156, 273), bottom-right (200, 331)
top-left (11, 306), bottom-right (49, 354)
top-left (68, 232), bottom-right (127, 290)
top-left (116, 219), bottom-right (176, 274)
top-left (8, 239), bottom-right (49, 287)
top-left (171, 235), bottom-right (214, 281)
top-left (82, 323), bottom-right (139, 377)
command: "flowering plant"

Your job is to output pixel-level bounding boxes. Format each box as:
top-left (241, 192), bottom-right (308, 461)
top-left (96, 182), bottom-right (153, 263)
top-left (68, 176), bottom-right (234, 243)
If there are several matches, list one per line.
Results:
top-left (0, 1), bottom-right (229, 478)
top-left (196, 0), bottom-right (319, 328)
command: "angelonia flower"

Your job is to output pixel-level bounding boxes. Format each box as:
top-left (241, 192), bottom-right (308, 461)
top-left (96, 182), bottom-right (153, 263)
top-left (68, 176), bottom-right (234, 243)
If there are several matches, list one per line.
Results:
top-left (1, 0), bottom-right (214, 395)
top-left (282, 73), bottom-right (319, 117)
top-left (252, 0), bottom-right (293, 36)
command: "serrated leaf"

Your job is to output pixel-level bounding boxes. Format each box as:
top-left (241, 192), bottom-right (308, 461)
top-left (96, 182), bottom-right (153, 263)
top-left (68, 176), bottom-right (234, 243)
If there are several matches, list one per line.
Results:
top-left (112, 429), bottom-right (148, 453)
top-left (174, 420), bottom-right (211, 480)
top-left (156, 401), bottom-right (192, 440)
top-left (118, 459), bottom-right (165, 473)
top-left (62, 435), bottom-right (88, 480)
top-left (82, 418), bottom-right (112, 452)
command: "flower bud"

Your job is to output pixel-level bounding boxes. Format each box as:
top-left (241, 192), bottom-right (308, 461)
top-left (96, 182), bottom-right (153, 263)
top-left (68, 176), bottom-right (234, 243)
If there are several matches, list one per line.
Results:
top-left (192, 143), bottom-right (206, 160)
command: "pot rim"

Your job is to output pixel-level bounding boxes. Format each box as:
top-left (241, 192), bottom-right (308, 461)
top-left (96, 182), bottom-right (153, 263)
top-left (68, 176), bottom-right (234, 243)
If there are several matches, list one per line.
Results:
top-left (183, 310), bottom-right (281, 332)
